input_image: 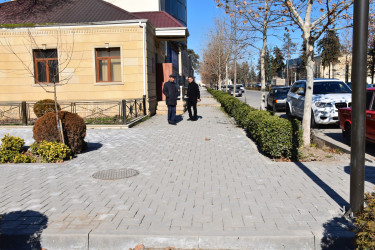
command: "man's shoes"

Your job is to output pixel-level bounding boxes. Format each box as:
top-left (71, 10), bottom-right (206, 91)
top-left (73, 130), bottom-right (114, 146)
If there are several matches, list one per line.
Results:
top-left (187, 118), bottom-right (193, 121)
top-left (168, 121), bottom-right (177, 125)
top-left (193, 117), bottom-right (198, 121)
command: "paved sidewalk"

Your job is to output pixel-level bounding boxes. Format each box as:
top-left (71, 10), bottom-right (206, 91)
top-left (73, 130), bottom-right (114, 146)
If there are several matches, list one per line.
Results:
top-left (0, 88), bottom-right (374, 249)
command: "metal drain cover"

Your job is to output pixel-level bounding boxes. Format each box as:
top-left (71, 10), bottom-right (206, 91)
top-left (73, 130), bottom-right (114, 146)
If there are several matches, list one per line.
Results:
top-left (92, 168), bottom-right (139, 180)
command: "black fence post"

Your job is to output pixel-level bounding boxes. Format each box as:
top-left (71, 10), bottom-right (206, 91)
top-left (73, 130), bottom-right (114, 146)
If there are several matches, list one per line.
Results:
top-left (122, 100), bottom-right (126, 125)
top-left (21, 101), bottom-right (27, 126)
top-left (143, 95), bottom-right (146, 115)
top-left (135, 100), bottom-right (138, 117)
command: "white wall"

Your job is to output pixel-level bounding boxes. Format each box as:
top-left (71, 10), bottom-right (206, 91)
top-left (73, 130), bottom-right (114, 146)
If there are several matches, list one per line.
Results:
top-left (103, 0), bottom-right (161, 12)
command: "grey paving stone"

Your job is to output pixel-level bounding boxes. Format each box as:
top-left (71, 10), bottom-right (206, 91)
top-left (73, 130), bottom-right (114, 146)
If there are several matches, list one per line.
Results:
top-left (0, 88), bottom-right (372, 249)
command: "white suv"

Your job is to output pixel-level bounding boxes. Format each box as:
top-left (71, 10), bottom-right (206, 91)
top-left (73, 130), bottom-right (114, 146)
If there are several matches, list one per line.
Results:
top-left (286, 79), bottom-right (352, 127)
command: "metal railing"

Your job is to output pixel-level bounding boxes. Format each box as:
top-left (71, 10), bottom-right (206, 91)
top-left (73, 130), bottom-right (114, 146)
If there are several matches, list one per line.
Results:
top-left (0, 96), bottom-right (146, 125)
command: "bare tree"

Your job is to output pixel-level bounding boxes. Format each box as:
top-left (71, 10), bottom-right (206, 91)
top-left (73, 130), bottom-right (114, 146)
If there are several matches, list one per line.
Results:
top-left (282, 0), bottom-right (353, 147)
top-left (282, 32), bottom-right (297, 85)
top-left (199, 17), bottom-right (232, 89)
top-left (217, 0), bottom-right (281, 109)
top-left (0, 27), bottom-right (80, 142)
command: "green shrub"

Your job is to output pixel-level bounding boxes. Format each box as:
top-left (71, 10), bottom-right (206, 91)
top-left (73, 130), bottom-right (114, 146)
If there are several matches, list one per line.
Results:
top-left (0, 134), bottom-right (24, 152)
top-left (13, 154), bottom-right (36, 163)
top-left (34, 99), bottom-right (61, 118)
top-left (32, 141), bottom-right (71, 163)
top-left (33, 111), bottom-right (86, 154)
top-left (0, 149), bottom-right (18, 163)
top-left (355, 190), bottom-right (375, 249)
top-left (207, 88), bottom-right (302, 160)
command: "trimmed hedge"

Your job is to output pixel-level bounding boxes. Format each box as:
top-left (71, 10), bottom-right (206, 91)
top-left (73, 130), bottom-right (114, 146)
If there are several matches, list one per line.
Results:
top-left (34, 99), bottom-right (61, 118)
top-left (208, 89), bottom-right (302, 160)
top-left (33, 111), bottom-right (86, 154)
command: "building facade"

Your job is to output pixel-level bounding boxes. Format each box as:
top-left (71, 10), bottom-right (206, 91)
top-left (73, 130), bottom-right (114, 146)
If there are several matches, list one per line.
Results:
top-left (104, 0), bottom-right (190, 90)
top-left (0, 0), bottom-right (188, 121)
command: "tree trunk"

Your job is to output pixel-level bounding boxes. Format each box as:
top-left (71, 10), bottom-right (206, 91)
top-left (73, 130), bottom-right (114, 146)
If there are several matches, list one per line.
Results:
top-left (233, 0), bottom-right (237, 97)
top-left (225, 62), bottom-right (228, 91)
top-left (302, 40), bottom-right (315, 147)
top-left (329, 63), bottom-right (331, 78)
top-left (286, 60), bottom-right (289, 86)
top-left (260, 4), bottom-right (268, 110)
top-left (53, 83), bottom-right (64, 144)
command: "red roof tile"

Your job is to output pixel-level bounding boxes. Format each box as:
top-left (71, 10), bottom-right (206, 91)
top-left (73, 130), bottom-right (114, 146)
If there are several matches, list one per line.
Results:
top-left (0, 0), bottom-right (141, 25)
top-left (133, 11), bottom-right (185, 28)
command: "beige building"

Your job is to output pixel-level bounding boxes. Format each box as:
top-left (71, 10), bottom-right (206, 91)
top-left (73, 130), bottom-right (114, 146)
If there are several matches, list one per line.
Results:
top-left (0, 0), bottom-right (188, 122)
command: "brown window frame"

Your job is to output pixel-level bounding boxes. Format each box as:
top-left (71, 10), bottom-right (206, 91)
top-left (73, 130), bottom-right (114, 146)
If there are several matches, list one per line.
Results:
top-left (95, 48), bottom-right (121, 83)
top-left (33, 49), bottom-right (59, 84)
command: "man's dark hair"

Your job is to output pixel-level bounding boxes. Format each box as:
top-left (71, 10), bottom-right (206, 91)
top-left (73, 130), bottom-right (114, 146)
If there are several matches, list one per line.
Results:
top-left (188, 76), bottom-right (194, 79)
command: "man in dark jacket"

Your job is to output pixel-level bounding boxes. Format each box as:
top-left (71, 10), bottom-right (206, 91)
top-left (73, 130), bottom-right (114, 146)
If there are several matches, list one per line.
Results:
top-left (186, 76), bottom-right (201, 121)
top-left (162, 74), bottom-right (179, 125)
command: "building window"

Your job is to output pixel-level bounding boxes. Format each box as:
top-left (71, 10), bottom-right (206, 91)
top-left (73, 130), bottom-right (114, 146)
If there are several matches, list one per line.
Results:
top-left (34, 49), bottom-right (59, 84)
top-left (95, 48), bottom-right (121, 82)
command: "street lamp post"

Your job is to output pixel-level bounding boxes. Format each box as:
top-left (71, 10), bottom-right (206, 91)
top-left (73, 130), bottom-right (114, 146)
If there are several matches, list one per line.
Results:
top-left (350, 0), bottom-right (369, 215)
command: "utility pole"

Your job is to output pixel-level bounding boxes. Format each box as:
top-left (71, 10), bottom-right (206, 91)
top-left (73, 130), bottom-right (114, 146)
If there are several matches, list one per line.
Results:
top-left (349, 0), bottom-right (369, 216)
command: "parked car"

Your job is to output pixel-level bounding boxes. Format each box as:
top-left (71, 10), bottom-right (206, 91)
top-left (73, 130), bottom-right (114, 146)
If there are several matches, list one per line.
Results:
top-left (346, 82), bottom-right (352, 89)
top-left (254, 83), bottom-right (261, 88)
top-left (237, 84), bottom-right (245, 93)
top-left (286, 78), bottom-right (352, 127)
top-left (227, 85), bottom-right (242, 97)
top-left (346, 82), bottom-right (373, 90)
top-left (339, 87), bottom-right (375, 145)
top-left (266, 86), bottom-right (290, 112)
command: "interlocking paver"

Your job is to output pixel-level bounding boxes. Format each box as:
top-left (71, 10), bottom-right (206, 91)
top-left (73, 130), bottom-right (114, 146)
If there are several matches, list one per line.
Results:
top-left (0, 88), bottom-right (374, 249)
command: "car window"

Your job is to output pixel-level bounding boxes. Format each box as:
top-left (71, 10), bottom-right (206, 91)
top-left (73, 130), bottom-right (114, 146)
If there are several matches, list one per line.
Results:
top-left (274, 88), bottom-right (290, 95)
top-left (290, 82), bottom-right (302, 93)
top-left (367, 91), bottom-right (374, 110)
top-left (313, 81), bottom-right (351, 94)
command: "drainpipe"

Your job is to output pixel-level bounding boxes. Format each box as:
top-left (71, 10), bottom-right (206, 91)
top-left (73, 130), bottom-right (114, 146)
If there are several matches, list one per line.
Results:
top-left (139, 21), bottom-right (147, 113)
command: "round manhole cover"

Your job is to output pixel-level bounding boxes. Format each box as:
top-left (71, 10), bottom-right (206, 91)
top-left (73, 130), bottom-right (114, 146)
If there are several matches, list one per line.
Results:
top-left (92, 168), bottom-right (139, 180)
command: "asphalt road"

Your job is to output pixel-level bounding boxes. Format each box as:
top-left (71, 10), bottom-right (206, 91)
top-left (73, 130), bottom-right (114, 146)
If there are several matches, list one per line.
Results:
top-left (236, 89), bottom-right (375, 157)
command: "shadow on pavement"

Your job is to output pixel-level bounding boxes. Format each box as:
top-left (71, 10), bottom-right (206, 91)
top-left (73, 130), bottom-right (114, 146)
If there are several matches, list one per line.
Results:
top-left (294, 162), bottom-right (349, 208)
top-left (175, 115), bottom-right (184, 124)
top-left (294, 163), bottom-right (355, 249)
top-left (321, 216), bottom-right (355, 250)
top-left (344, 165), bottom-right (375, 185)
top-left (0, 210), bottom-right (48, 250)
top-left (82, 142), bottom-right (103, 153)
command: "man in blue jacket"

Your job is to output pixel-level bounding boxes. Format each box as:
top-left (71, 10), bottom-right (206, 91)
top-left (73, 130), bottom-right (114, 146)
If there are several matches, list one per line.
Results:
top-left (162, 74), bottom-right (179, 125)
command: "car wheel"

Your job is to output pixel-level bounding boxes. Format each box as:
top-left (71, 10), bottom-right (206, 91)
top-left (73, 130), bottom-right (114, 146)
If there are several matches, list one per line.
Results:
top-left (344, 123), bottom-right (352, 146)
top-left (286, 103), bottom-right (293, 118)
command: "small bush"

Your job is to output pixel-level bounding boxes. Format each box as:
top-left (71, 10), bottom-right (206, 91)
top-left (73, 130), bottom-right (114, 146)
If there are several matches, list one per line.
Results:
top-left (33, 111), bottom-right (86, 154)
top-left (32, 141), bottom-right (71, 163)
top-left (0, 149), bottom-right (18, 163)
top-left (34, 99), bottom-right (61, 118)
top-left (355, 190), bottom-right (375, 249)
top-left (207, 88), bottom-right (302, 160)
top-left (13, 154), bottom-right (36, 163)
top-left (0, 134), bottom-right (24, 152)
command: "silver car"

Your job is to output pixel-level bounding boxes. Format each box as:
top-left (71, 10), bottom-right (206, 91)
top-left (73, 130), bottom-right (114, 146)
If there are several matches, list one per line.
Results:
top-left (286, 79), bottom-right (352, 127)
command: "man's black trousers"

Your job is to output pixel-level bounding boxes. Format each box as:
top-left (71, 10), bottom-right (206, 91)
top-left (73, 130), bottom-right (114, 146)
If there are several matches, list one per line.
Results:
top-left (187, 101), bottom-right (197, 119)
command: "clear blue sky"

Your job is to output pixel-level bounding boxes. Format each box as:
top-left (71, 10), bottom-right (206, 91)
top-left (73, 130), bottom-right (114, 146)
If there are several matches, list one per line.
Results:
top-left (187, 0), bottom-right (222, 58)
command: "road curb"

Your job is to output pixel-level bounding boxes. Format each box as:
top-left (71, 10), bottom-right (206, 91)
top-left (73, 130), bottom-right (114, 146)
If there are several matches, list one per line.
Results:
top-left (312, 129), bottom-right (375, 163)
